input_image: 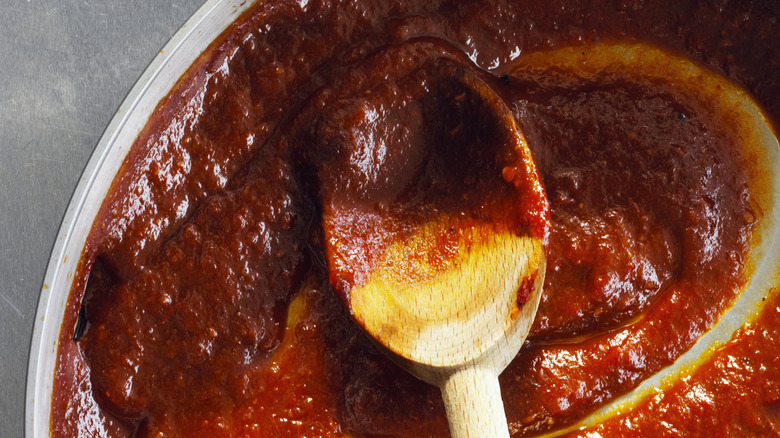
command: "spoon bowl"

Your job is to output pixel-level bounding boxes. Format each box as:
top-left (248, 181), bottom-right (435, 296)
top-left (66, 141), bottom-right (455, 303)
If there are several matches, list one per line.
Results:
top-left (317, 61), bottom-right (550, 437)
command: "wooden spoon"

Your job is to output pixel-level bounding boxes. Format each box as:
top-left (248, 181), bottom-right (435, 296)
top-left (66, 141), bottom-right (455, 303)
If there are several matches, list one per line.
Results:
top-left (351, 222), bottom-right (546, 437)
top-left (319, 63), bottom-right (549, 437)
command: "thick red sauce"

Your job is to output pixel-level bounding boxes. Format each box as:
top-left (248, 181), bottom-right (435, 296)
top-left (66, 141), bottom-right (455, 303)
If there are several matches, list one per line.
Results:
top-left (300, 46), bottom-right (549, 299)
top-left (51, 1), bottom-right (779, 437)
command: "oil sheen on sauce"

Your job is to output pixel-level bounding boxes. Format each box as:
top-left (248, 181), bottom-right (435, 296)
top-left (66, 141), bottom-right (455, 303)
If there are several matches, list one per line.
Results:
top-left (51, 1), bottom-right (779, 437)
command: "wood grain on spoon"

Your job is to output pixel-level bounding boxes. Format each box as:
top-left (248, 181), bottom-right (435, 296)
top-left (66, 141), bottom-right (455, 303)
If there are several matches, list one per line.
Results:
top-left (307, 48), bottom-right (549, 437)
top-left (349, 221), bottom-right (544, 370)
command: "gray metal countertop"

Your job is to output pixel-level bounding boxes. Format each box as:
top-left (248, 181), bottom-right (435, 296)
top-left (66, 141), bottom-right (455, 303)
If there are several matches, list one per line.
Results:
top-left (0, 1), bottom-right (204, 436)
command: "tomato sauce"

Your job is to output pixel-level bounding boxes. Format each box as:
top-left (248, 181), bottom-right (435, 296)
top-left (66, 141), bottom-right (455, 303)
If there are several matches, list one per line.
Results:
top-left (571, 288), bottom-right (780, 436)
top-left (50, 0), bottom-right (779, 436)
top-left (296, 45), bottom-right (549, 301)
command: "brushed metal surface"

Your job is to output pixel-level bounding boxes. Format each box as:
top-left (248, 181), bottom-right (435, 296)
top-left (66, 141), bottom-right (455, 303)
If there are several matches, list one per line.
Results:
top-left (0, 1), bottom-right (203, 437)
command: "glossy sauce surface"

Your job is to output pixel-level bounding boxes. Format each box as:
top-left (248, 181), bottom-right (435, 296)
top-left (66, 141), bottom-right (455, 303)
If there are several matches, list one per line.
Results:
top-left (298, 45), bottom-right (549, 303)
top-left (51, 0), bottom-right (779, 436)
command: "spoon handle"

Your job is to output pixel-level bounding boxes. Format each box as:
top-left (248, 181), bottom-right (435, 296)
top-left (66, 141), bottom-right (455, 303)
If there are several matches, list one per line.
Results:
top-left (441, 366), bottom-right (510, 438)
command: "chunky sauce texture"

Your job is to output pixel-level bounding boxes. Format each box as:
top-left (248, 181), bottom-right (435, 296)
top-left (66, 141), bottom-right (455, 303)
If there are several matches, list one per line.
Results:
top-left (51, 0), bottom-right (779, 437)
top-left (301, 46), bottom-right (549, 300)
